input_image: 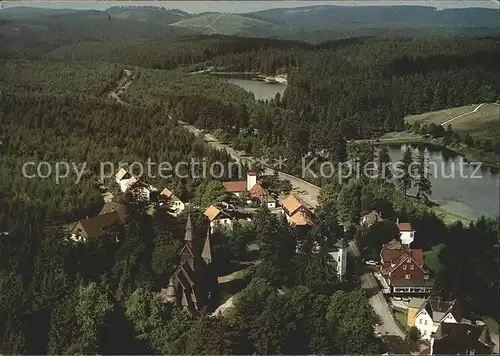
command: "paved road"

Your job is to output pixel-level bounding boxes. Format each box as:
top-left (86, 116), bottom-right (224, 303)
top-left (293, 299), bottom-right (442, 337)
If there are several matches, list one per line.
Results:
top-left (348, 242), bottom-right (406, 339)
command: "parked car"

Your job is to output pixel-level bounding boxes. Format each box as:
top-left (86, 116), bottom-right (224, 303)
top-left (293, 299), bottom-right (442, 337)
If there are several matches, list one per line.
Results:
top-left (365, 260), bottom-right (377, 266)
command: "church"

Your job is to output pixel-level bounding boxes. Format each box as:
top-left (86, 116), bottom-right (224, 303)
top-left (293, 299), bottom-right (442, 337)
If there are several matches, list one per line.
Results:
top-left (160, 213), bottom-right (217, 315)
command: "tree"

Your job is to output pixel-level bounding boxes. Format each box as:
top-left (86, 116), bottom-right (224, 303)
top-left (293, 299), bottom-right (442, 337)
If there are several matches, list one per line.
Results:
top-left (408, 326), bottom-right (421, 342)
top-left (414, 150), bottom-right (432, 201)
top-left (195, 180), bottom-right (232, 209)
top-left (397, 146), bottom-right (415, 196)
top-left (337, 179), bottom-right (363, 225)
top-left (377, 146), bottom-right (393, 182)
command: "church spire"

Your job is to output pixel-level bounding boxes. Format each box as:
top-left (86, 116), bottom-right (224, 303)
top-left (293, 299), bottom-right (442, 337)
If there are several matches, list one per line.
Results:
top-left (185, 212), bottom-right (193, 246)
top-left (202, 228), bottom-right (212, 264)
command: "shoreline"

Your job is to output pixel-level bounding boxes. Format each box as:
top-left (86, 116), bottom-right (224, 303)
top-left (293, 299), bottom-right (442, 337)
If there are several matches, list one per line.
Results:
top-left (360, 137), bottom-right (500, 170)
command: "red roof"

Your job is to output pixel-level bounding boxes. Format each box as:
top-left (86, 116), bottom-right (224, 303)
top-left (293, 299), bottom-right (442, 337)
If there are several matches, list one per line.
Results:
top-left (223, 181), bottom-right (247, 192)
top-left (411, 249), bottom-right (424, 266)
top-left (398, 222), bottom-right (413, 231)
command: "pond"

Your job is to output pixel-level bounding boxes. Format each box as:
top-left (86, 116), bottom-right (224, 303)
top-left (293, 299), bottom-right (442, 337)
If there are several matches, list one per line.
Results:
top-left (386, 144), bottom-right (499, 219)
top-left (225, 78), bottom-right (286, 101)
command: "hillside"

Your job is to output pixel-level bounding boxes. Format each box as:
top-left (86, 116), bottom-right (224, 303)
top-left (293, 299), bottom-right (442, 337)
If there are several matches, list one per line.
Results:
top-left (169, 13), bottom-right (277, 36)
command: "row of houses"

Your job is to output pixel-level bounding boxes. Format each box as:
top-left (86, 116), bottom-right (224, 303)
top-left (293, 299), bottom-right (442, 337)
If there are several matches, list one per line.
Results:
top-left (406, 296), bottom-right (495, 354)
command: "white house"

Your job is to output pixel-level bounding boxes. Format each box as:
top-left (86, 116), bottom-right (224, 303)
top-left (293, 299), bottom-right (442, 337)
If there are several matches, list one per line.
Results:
top-left (414, 297), bottom-right (461, 340)
top-left (329, 239), bottom-right (348, 281)
top-left (204, 205), bottom-right (233, 234)
top-left (160, 188), bottom-right (185, 216)
top-left (397, 219), bottom-right (415, 247)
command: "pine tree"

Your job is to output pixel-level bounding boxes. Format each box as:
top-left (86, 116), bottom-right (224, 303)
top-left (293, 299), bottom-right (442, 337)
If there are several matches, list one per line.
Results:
top-left (377, 146), bottom-right (393, 182)
top-left (398, 146), bottom-right (415, 196)
top-left (415, 151), bottom-right (432, 201)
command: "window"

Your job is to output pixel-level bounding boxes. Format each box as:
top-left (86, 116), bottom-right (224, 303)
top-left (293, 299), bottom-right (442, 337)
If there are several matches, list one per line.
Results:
top-left (405, 274), bottom-right (410, 279)
top-left (424, 319), bottom-right (428, 325)
top-left (403, 265), bottom-right (407, 270)
top-left (420, 319), bottom-right (423, 325)
top-left (410, 264), bottom-right (414, 270)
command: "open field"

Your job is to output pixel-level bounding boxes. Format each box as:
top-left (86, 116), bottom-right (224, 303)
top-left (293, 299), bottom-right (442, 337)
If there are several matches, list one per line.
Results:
top-left (404, 104), bottom-right (479, 126)
top-left (447, 104), bottom-right (500, 140)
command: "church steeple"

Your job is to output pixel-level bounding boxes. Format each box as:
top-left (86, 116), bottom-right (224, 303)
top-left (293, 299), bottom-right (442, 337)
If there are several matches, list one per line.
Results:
top-left (202, 228), bottom-right (212, 264)
top-left (185, 212), bottom-right (193, 247)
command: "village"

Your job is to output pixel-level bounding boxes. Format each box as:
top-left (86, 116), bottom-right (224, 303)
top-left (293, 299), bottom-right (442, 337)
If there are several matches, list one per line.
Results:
top-left (64, 166), bottom-right (497, 355)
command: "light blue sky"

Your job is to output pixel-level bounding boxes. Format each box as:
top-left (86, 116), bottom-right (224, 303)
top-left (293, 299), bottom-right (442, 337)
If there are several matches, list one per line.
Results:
top-left (2, 1), bottom-right (499, 13)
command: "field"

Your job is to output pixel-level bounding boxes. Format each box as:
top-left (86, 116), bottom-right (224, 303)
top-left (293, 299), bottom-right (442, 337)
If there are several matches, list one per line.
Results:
top-left (404, 103), bottom-right (500, 141)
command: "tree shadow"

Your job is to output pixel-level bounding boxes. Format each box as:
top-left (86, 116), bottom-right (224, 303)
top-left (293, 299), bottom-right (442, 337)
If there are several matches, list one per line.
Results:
top-left (381, 335), bottom-right (419, 354)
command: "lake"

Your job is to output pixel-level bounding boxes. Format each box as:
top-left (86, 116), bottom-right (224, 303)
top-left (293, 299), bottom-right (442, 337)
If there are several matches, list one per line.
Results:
top-left (226, 78), bottom-right (286, 101)
top-left (386, 144), bottom-right (499, 219)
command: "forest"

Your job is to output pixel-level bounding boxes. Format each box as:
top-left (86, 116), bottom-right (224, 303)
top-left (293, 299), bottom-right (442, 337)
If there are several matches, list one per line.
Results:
top-left (1, 23), bottom-right (499, 354)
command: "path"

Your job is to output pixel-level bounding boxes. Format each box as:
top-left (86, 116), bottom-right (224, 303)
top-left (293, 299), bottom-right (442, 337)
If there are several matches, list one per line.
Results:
top-left (106, 69), bottom-right (134, 104)
top-left (440, 103), bottom-right (484, 127)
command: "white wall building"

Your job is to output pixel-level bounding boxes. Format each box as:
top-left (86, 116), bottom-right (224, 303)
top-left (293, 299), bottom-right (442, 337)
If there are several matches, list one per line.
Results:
top-left (329, 239), bottom-right (348, 281)
top-left (414, 298), bottom-right (460, 340)
top-left (398, 220), bottom-right (415, 247)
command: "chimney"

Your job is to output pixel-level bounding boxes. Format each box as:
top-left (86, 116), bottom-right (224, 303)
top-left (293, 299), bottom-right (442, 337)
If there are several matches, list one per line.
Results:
top-left (247, 172), bottom-right (257, 191)
top-left (396, 218), bottom-right (399, 225)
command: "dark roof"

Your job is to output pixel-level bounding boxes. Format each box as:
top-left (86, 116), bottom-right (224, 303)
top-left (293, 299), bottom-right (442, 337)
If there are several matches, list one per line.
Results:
top-left (99, 202), bottom-right (127, 223)
top-left (68, 211), bottom-right (121, 239)
top-left (433, 322), bottom-right (495, 354)
top-left (185, 213), bottom-right (193, 242)
top-left (417, 297), bottom-right (458, 322)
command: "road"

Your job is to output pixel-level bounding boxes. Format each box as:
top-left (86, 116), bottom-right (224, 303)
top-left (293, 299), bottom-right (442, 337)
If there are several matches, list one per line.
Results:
top-left (107, 69), bottom-right (134, 104)
top-left (348, 241), bottom-right (407, 339)
top-left (440, 103), bottom-right (484, 127)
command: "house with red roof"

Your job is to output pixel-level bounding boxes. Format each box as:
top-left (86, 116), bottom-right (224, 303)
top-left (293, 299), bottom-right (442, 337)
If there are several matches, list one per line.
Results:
top-left (223, 172), bottom-right (276, 208)
top-left (397, 218), bottom-right (415, 247)
top-left (380, 239), bottom-right (433, 296)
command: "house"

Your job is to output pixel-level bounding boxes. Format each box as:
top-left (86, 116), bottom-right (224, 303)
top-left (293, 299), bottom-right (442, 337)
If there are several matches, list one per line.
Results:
top-left (66, 211), bottom-right (123, 243)
top-left (380, 239), bottom-right (433, 296)
top-left (160, 214), bottom-right (217, 315)
top-left (407, 297), bottom-right (427, 327)
top-left (411, 297), bottom-right (462, 340)
top-left (160, 188), bottom-right (185, 216)
top-left (397, 218), bottom-right (415, 247)
top-left (430, 321), bottom-right (495, 354)
top-left (114, 168), bottom-right (154, 200)
top-left (248, 182), bottom-right (277, 208)
top-left (99, 202), bottom-right (127, 224)
top-left (329, 239), bottom-right (348, 281)
top-left (204, 205), bottom-right (233, 234)
top-left (223, 172), bottom-right (258, 197)
top-left (361, 210), bottom-right (382, 228)
top-left (280, 195), bottom-right (314, 226)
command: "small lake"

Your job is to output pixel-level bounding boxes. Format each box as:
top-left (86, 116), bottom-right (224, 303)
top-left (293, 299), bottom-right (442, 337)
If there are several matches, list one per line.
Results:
top-left (386, 144), bottom-right (499, 219)
top-left (226, 78), bottom-right (286, 101)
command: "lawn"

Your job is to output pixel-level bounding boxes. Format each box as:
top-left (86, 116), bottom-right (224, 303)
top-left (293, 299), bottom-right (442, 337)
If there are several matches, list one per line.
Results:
top-left (447, 104), bottom-right (500, 141)
top-left (404, 105), bottom-right (477, 126)
top-left (432, 206), bottom-right (474, 226)
top-left (393, 307), bottom-right (410, 332)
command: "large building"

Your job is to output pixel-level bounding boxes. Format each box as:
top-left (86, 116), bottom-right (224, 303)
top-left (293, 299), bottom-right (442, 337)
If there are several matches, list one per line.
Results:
top-left (408, 297), bottom-right (462, 340)
top-left (160, 214), bottom-right (216, 315)
top-left (379, 239), bottom-right (433, 295)
top-left (329, 239), bottom-right (348, 281)
top-left (397, 219), bottom-right (415, 247)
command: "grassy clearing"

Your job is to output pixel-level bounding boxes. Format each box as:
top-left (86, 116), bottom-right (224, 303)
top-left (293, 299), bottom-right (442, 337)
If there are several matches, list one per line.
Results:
top-left (404, 105), bottom-right (476, 126)
top-left (393, 307), bottom-right (410, 332)
top-left (432, 205), bottom-right (474, 226)
top-left (379, 131), bottom-right (424, 140)
top-left (448, 104), bottom-right (500, 140)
